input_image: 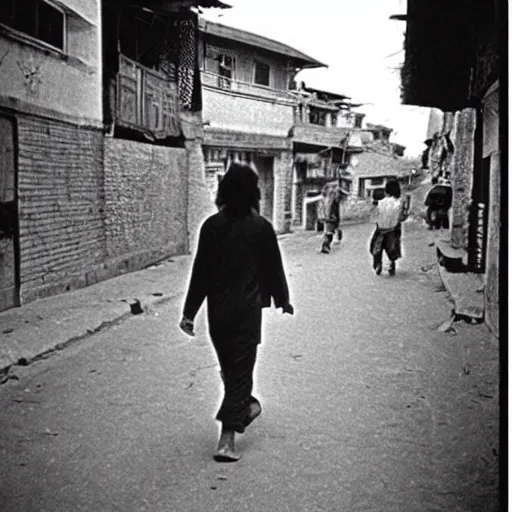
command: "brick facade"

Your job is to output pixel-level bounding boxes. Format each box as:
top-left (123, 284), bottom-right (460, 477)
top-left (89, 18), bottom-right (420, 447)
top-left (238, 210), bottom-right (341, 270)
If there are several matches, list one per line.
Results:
top-left (14, 112), bottom-right (196, 305)
top-left (16, 115), bottom-right (105, 303)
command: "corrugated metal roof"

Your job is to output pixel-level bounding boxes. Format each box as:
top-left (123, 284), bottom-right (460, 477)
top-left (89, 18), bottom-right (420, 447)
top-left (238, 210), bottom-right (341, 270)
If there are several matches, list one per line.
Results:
top-left (200, 20), bottom-right (327, 68)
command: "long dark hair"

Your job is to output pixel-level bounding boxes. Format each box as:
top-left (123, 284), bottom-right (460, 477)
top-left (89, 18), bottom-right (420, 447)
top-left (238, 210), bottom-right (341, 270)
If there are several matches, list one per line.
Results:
top-left (385, 178), bottom-right (401, 199)
top-left (215, 162), bottom-right (261, 215)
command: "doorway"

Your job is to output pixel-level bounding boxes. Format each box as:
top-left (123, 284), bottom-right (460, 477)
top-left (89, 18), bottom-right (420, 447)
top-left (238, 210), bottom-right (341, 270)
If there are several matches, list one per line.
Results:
top-left (0, 116), bottom-right (20, 311)
top-left (253, 155), bottom-right (274, 223)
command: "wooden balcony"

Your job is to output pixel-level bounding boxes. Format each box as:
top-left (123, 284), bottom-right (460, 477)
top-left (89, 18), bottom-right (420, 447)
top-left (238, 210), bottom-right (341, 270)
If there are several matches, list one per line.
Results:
top-left (115, 54), bottom-right (181, 138)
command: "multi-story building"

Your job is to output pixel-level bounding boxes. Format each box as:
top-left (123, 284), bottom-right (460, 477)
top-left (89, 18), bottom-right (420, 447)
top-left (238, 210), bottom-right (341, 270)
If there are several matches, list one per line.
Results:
top-left (399, 0), bottom-right (500, 335)
top-left (0, 0), bottom-right (225, 312)
top-left (289, 83), bottom-right (368, 226)
top-left (197, 19), bottom-right (325, 232)
top-left (349, 124), bottom-right (411, 200)
top-left (0, 0), bottom-right (104, 310)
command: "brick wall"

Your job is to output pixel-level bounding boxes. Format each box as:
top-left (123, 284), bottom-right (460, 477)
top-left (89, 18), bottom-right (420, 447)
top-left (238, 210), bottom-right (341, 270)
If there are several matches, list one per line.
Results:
top-left (103, 139), bottom-right (188, 267)
top-left (17, 115), bottom-right (105, 303)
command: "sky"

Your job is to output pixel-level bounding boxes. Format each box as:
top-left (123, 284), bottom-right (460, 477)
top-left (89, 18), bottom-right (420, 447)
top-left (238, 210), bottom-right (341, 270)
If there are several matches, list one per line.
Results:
top-left (201, 0), bottom-right (431, 157)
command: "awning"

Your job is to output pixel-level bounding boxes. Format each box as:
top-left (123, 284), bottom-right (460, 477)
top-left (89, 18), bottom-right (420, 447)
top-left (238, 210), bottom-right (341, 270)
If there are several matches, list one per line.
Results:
top-left (295, 153), bottom-right (322, 165)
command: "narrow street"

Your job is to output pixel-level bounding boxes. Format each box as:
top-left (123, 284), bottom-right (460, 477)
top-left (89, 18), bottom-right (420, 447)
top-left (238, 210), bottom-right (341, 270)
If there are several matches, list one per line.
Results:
top-left (0, 222), bottom-right (499, 512)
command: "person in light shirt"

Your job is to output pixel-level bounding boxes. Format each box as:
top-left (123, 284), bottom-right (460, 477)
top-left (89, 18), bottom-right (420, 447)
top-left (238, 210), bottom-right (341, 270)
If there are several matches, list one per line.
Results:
top-left (369, 178), bottom-right (408, 276)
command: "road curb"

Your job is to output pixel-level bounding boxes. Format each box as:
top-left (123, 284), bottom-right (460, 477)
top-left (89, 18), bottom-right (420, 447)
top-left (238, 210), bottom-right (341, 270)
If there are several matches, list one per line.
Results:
top-left (0, 288), bottom-right (190, 377)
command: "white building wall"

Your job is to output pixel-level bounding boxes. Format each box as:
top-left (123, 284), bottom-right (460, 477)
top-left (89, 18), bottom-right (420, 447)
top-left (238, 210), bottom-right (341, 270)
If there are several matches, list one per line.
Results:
top-left (0, 0), bottom-right (102, 124)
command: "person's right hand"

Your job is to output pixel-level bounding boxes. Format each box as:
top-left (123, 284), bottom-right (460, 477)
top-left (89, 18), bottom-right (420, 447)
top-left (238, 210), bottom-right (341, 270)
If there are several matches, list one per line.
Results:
top-left (282, 304), bottom-right (294, 315)
top-left (179, 317), bottom-right (195, 336)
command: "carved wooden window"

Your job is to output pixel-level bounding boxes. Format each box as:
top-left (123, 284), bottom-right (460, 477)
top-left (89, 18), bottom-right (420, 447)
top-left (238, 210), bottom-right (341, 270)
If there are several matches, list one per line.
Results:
top-left (117, 54), bottom-right (180, 138)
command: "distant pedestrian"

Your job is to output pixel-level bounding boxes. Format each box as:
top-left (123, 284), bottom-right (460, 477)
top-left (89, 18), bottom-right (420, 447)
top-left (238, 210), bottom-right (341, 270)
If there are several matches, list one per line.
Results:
top-left (179, 162), bottom-right (294, 462)
top-left (320, 182), bottom-right (342, 254)
top-left (369, 178), bottom-right (408, 276)
top-left (424, 176), bottom-right (452, 230)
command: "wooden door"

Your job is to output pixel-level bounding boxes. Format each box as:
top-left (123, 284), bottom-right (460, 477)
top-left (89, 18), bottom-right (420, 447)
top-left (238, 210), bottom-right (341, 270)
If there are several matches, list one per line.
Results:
top-left (0, 116), bottom-right (19, 311)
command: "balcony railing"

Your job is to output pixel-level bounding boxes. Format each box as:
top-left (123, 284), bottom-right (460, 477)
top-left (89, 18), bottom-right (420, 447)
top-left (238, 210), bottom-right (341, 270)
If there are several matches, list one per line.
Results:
top-left (200, 70), bottom-right (295, 103)
top-left (116, 54), bottom-right (181, 138)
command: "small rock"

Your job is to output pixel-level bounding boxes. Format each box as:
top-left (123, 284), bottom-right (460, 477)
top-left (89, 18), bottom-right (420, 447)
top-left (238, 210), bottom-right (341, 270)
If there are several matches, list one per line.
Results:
top-left (437, 317), bottom-right (455, 333)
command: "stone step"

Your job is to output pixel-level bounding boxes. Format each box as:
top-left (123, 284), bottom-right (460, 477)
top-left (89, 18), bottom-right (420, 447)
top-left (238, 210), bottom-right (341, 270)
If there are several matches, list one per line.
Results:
top-left (438, 265), bottom-right (484, 320)
top-left (435, 238), bottom-right (466, 272)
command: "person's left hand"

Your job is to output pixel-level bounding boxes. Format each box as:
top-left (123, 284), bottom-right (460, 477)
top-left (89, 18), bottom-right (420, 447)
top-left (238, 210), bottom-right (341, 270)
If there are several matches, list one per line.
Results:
top-left (282, 304), bottom-right (294, 315)
top-left (179, 316), bottom-right (195, 336)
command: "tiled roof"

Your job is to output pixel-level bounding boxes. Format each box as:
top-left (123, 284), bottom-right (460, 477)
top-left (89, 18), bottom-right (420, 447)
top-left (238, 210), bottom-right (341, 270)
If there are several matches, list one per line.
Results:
top-left (199, 20), bottom-right (326, 68)
top-left (351, 150), bottom-right (412, 178)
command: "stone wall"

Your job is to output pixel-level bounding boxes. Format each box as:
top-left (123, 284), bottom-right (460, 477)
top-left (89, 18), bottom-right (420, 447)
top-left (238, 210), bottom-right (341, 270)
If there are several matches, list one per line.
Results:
top-left (273, 150), bottom-right (294, 233)
top-left (450, 109), bottom-right (476, 250)
top-left (180, 112), bottom-right (217, 253)
top-left (17, 115), bottom-right (105, 303)
top-left (341, 197), bottom-right (373, 223)
top-left (103, 138), bottom-right (188, 266)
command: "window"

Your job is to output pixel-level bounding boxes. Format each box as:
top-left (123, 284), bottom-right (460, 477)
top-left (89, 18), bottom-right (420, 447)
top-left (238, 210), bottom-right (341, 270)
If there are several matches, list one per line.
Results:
top-left (309, 109), bottom-right (326, 126)
top-left (354, 114), bottom-right (364, 129)
top-left (218, 54), bottom-right (234, 89)
top-left (254, 60), bottom-right (270, 86)
top-left (0, 0), bottom-right (65, 51)
top-left (370, 177), bottom-right (384, 186)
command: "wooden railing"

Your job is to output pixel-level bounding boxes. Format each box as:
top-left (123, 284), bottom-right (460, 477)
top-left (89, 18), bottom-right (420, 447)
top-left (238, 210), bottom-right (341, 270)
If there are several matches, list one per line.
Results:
top-left (200, 70), bottom-right (295, 103)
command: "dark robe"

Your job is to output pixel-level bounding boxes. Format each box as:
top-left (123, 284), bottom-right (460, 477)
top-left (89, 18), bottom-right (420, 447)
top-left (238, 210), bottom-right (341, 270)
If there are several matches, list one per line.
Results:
top-left (182, 208), bottom-right (290, 432)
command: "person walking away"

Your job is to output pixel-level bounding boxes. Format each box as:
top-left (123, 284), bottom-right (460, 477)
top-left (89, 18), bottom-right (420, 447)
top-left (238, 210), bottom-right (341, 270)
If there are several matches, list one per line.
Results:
top-left (179, 162), bottom-right (294, 462)
top-left (369, 178), bottom-right (408, 276)
top-left (320, 182), bottom-right (342, 253)
top-left (424, 176), bottom-right (453, 230)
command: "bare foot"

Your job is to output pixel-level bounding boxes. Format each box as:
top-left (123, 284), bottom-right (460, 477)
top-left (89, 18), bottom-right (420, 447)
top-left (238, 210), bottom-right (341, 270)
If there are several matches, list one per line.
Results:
top-left (243, 399), bottom-right (262, 428)
top-left (214, 429), bottom-right (240, 462)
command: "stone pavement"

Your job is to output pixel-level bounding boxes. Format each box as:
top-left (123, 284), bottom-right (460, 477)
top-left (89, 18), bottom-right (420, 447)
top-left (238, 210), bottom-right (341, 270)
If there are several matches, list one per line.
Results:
top-left (0, 219), bottom-right (490, 376)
